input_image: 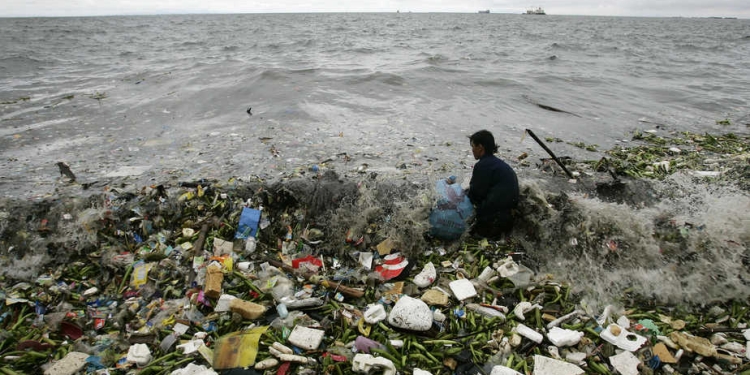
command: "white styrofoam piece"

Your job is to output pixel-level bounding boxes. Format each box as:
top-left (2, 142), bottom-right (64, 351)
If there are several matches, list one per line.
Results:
top-left (413, 262), bottom-right (437, 288)
top-left (547, 327), bottom-right (584, 347)
top-left (352, 353), bottom-right (396, 375)
top-left (170, 363), bottom-right (219, 375)
top-left (288, 326), bottom-right (325, 350)
top-left (516, 323), bottom-right (543, 344)
top-left (533, 355), bottom-right (585, 375)
top-left (43, 352), bottom-right (89, 375)
top-left (387, 295), bottom-right (433, 331)
top-left (363, 303), bottom-right (388, 324)
top-left (449, 278), bottom-right (477, 301)
top-left (565, 351), bottom-right (587, 366)
top-left (490, 365), bottom-right (523, 375)
top-left (609, 351), bottom-right (640, 375)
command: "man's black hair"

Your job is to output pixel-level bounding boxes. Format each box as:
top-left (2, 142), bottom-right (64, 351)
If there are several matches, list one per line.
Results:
top-left (469, 130), bottom-right (499, 155)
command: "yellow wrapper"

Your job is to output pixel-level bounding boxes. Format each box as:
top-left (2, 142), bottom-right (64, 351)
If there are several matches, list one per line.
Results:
top-left (212, 326), bottom-right (268, 369)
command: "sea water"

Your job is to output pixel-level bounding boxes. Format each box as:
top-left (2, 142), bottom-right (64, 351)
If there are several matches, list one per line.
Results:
top-left (0, 13), bottom-right (748, 307)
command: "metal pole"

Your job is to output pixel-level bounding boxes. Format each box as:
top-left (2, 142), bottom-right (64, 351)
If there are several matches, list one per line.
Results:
top-left (525, 129), bottom-right (576, 180)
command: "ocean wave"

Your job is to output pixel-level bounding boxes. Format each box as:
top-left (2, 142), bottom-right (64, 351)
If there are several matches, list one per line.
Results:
top-left (253, 67), bottom-right (320, 82)
top-left (345, 71), bottom-right (406, 86)
top-left (352, 47), bottom-right (383, 54)
top-left (473, 77), bottom-right (524, 88)
top-left (424, 54), bottom-right (448, 64)
top-left (0, 55), bottom-right (51, 75)
top-left (414, 65), bottom-right (468, 75)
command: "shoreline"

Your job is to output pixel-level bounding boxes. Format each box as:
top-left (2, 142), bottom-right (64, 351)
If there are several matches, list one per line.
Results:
top-left (0, 130), bottom-right (748, 374)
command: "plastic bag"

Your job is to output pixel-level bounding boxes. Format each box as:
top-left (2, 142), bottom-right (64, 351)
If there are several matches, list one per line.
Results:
top-left (429, 178), bottom-right (474, 239)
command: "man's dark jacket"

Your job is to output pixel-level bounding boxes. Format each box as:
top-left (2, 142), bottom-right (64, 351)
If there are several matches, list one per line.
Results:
top-left (467, 154), bottom-right (519, 235)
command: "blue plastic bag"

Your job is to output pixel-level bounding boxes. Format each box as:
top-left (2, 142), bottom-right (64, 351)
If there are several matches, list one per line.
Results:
top-left (235, 207), bottom-right (261, 239)
top-left (429, 178), bottom-right (474, 239)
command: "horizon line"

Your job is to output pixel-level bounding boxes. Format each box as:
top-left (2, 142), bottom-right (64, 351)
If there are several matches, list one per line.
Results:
top-left (0, 11), bottom-right (746, 19)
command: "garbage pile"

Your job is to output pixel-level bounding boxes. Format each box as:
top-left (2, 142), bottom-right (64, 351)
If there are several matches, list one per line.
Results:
top-left (1, 133), bottom-right (750, 375)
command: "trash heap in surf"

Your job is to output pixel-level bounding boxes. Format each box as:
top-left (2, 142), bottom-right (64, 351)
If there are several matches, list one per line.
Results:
top-left (0, 130), bottom-right (748, 375)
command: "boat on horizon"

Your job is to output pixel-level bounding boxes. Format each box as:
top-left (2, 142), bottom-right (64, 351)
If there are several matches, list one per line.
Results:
top-left (478, 10), bottom-right (490, 13)
top-left (525, 7), bottom-right (546, 15)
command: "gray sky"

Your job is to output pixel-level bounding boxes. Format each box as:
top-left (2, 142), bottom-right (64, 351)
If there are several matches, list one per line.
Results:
top-left (2, 0), bottom-right (749, 18)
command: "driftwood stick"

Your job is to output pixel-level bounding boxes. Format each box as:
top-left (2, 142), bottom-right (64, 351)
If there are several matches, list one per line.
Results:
top-left (525, 129), bottom-right (576, 180)
top-left (267, 259), bottom-right (365, 298)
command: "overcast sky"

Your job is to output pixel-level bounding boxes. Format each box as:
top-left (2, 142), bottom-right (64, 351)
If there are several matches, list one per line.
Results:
top-left (2, 0), bottom-right (749, 18)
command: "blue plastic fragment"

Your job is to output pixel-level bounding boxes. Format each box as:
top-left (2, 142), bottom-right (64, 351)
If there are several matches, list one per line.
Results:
top-left (648, 355), bottom-right (662, 369)
top-left (235, 207), bottom-right (261, 239)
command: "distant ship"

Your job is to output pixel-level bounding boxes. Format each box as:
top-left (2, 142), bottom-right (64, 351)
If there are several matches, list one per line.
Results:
top-left (525, 7), bottom-right (546, 15)
top-left (478, 10), bottom-right (490, 13)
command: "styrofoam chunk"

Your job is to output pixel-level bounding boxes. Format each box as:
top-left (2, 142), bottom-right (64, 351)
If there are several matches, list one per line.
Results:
top-left (388, 295), bottom-right (433, 331)
top-left (516, 323), bottom-right (543, 344)
top-left (449, 278), bottom-right (477, 301)
top-left (43, 351), bottom-right (89, 375)
top-left (170, 363), bottom-right (219, 375)
top-left (609, 351), bottom-right (641, 375)
top-left (288, 326), bottom-right (325, 350)
top-left (352, 353), bottom-right (396, 375)
top-left (363, 303), bottom-right (387, 324)
top-left (547, 327), bottom-right (584, 347)
top-left (490, 365), bottom-right (523, 375)
top-left (413, 368), bottom-right (433, 375)
top-left (565, 351), bottom-right (587, 365)
top-left (413, 262), bottom-right (436, 288)
top-left (533, 355), bottom-right (585, 375)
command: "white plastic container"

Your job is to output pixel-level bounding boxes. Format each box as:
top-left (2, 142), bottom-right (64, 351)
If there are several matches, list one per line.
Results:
top-left (600, 323), bottom-right (647, 351)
